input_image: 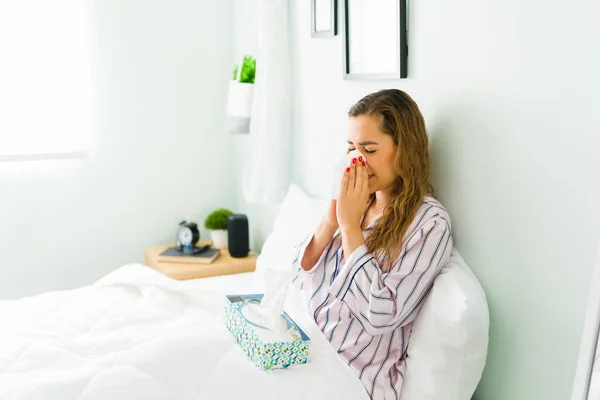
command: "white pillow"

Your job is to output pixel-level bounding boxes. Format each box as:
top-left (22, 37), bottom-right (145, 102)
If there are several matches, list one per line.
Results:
top-left (402, 249), bottom-right (489, 400)
top-left (255, 184), bottom-right (328, 275)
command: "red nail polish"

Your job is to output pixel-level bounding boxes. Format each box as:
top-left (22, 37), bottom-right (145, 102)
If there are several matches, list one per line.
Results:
top-left (352, 158), bottom-right (357, 164)
top-left (346, 167), bottom-right (350, 172)
top-left (362, 161), bottom-right (366, 167)
top-left (358, 156), bottom-right (363, 162)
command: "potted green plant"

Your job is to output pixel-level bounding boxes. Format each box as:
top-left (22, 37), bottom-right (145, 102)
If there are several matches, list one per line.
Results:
top-left (226, 55), bottom-right (256, 133)
top-left (232, 55), bottom-right (256, 84)
top-left (204, 208), bottom-right (234, 249)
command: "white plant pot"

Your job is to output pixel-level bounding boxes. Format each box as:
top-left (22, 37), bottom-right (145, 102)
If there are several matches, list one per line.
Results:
top-left (210, 229), bottom-right (228, 249)
top-left (226, 81), bottom-right (254, 134)
top-left (226, 81), bottom-right (254, 118)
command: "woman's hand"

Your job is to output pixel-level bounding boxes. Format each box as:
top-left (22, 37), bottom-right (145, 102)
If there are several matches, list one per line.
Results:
top-left (337, 156), bottom-right (369, 230)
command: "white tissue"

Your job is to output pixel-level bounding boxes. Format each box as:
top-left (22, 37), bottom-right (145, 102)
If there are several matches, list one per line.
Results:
top-left (332, 149), bottom-right (367, 199)
top-left (253, 269), bottom-right (291, 333)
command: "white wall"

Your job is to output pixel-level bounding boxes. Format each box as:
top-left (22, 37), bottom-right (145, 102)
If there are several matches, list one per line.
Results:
top-left (240, 1), bottom-right (600, 399)
top-left (0, 0), bottom-right (236, 299)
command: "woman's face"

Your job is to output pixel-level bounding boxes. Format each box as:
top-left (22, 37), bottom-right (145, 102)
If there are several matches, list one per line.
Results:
top-left (347, 115), bottom-right (398, 194)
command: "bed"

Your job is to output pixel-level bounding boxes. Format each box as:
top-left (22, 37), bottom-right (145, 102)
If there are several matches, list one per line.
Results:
top-left (0, 184), bottom-right (489, 399)
top-left (0, 264), bottom-right (368, 400)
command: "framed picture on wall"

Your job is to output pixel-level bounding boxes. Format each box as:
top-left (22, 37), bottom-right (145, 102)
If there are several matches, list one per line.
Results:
top-left (342, 0), bottom-right (408, 79)
top-left (311, 0), bottom-right (337, 37)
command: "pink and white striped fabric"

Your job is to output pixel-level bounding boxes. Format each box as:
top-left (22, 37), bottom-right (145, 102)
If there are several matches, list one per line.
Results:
top-left (291, 196), bottom-right (453, 399)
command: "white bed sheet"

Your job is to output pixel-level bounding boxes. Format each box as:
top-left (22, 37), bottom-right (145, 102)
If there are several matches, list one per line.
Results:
top-left (0, 264), bottom-right (368, 400)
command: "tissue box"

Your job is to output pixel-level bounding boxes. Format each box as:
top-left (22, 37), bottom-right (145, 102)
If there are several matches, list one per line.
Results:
top-left (224, 294), bottom-right (310, 370)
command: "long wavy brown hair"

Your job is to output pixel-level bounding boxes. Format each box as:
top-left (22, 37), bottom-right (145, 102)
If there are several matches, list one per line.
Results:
top-left (349, 89), bottom-right (433, 272)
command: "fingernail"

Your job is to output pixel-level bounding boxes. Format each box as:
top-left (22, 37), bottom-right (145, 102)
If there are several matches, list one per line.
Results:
top-left (346, 167), bottom-right (350, 173)
top-left (352, 158), bottom-right (357, 164)
top-left (362, 161), bottom-right (366, 166)
top-left (358, 156), bottom-right (363, 162)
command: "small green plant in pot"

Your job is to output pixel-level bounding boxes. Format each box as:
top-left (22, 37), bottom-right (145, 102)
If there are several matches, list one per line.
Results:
top-left (205, 208), bottom-right (234, 249)
top-left (232, 55), bottom-right (256, 84)
top-left (226, 55), bottom-right (256, 134)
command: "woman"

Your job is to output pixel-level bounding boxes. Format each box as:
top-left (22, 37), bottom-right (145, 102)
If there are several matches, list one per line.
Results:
top-left (291, 89), bottom-right (453, 399)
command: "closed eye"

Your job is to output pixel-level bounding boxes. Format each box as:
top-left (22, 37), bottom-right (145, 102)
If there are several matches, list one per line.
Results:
top-left (348, 147), bottom-right (376, 154)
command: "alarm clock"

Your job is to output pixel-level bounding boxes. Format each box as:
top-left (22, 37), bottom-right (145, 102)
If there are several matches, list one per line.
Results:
top-left (175, 221), bottom-right (200, 253)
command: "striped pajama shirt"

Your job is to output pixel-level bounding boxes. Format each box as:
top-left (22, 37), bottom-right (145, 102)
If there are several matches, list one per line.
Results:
top-left (290, 196), bottom-right (453, 399)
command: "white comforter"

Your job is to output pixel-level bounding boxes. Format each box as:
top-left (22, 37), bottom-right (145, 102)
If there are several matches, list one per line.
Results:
top-left (0, 265), bottom-right (368, 400)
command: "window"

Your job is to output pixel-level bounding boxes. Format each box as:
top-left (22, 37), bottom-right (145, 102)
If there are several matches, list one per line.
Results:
top-left (0, 0), bottom-right (93, 161)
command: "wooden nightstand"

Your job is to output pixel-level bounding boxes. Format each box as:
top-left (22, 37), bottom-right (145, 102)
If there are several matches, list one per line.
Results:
top-left (145, 240), bottom-right (258, 280)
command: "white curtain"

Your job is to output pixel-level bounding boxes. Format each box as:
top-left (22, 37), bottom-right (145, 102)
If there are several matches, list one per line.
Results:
top-left (242, 0), bottom-right (291, 204)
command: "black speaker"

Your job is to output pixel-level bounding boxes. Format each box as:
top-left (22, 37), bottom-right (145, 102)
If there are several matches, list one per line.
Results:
top-left (227, 214), bottom-right (249, 258)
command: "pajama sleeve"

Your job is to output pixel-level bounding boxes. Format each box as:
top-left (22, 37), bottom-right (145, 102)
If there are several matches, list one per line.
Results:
top-left (328, 218), bottom-right (452, 336)
top-left (290, 231), bottom-right (339, 289)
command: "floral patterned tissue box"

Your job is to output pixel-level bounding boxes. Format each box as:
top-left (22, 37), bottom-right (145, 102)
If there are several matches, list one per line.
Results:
top-left (224, 294), bottom-right (310, 370)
